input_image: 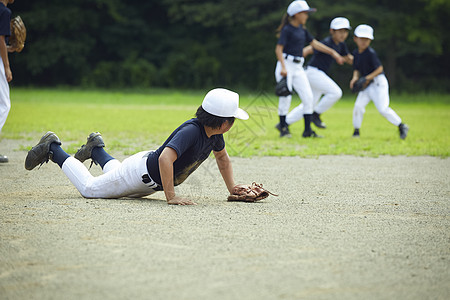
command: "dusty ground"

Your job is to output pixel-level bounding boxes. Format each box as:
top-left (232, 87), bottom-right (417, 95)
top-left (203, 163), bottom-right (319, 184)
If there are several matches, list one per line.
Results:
top-left (0, 138), bottom-right (449, 300)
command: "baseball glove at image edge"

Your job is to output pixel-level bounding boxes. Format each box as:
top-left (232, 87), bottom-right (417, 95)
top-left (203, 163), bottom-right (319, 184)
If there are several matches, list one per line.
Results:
top-left (9, 16), bottom-right (26, 53)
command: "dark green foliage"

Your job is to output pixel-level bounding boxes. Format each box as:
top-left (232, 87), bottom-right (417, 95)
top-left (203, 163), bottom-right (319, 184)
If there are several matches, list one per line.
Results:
top-left (7, 0), bottom-right (450, 92)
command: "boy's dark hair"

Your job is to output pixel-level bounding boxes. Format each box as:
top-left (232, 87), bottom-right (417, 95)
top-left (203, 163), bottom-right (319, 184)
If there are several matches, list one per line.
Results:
top-left (195, 106), bottom-right (235, 129)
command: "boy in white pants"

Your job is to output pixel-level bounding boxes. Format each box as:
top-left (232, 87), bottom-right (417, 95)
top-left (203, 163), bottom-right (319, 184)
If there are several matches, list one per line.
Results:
top-left (25, 88), bottom-right (249, 206)
top-left (350, 24), bottom-right (409, 139)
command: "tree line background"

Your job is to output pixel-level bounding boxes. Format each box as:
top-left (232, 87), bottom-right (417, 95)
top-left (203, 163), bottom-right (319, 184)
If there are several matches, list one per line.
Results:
top-left (8, 0), bottom-right (450, 93)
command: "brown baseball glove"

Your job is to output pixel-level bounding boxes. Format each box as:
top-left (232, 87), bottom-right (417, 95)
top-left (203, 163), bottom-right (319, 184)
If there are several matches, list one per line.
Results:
top-left (227, 182), bottom-right (278, 202)
top-left (9, 16), bottom-right (26, 53)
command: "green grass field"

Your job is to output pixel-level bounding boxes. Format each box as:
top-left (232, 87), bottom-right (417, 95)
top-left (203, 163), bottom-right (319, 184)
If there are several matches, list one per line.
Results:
top-left (3, 88), bottom-right (450, 157)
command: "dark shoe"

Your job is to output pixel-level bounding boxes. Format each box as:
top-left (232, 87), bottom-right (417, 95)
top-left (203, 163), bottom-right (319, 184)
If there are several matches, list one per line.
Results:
top-left (353, 129), bottom-right (360, 138)
top-left (75, 132), bottom-right (105, 163)
top-left (0, 154), bottom-right (8, 163)
top-left (275, 123), bottom-right (292, 138)
top-left (399, 123), bottom-right (409, 140)
top-left (302, 130), bottom-right (322, 138)
top-left (312, 112), bottom-right (326, 129)
top-left (25, 131), bottom-right (61, 170)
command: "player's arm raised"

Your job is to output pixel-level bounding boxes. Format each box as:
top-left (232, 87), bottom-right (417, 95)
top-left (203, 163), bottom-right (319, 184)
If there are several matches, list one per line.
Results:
top-left (159, 147), bottom-right (196, 205)
top-left (310, 39), bottom-right (344, 65)
top-left (213, 148), bottom-right (235, 194)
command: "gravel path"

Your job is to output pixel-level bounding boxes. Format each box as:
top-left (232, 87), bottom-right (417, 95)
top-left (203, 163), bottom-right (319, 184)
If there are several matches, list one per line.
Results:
top-left (1, 139), bottom-right (449, 300)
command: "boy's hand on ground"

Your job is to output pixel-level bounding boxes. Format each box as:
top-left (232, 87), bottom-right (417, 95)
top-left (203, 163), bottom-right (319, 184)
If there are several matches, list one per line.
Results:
top-left (167, 196), bottom-right (197, 205)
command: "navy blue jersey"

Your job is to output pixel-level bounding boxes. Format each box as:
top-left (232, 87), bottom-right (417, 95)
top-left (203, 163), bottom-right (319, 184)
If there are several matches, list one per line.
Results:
top-left (0, 3), bottom-right (11, 38)
top-left (146, 118), bottom-right (225, 186)
top-left (307, 36), bottom-right (349, 74)
top-left (352, 47), bottom-right (382, 77)
top-left (277, 24), bottom-right (314, 57)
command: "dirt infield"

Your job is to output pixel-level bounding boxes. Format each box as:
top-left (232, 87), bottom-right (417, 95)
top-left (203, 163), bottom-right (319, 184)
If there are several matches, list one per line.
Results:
top-left (1, 139), bottom-right (449, 300)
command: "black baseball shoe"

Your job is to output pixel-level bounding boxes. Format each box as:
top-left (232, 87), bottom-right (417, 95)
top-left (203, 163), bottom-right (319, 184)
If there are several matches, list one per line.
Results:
top-left (75, 132), bottom-right (105, 163)
top-left (302, 130), bottom-right (322, 138)
top-left (275, 123), bottom-right (292, 138)
top-left (312, 112), bottom-right (326, 129)
top-left (353, 128), bottom-right (360, 138)
top-left (399, 123), bottom-right (409, 140)
top-left (0, 154), bottom-right (8, 163)
top-left (25, 131), bottom-right (61, 170)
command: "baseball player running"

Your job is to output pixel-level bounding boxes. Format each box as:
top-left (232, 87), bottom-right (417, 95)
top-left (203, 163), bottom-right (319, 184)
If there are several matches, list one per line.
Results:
top-left (350, 25), bottom-right (409, 139)
top-left (25, 88), bottom-right (249, 205)
top-left (285, 17), bottom-right (353, 130)
top-left (0, 0), bottom-right (15, 163)
top-left (275, 0), bottom-right (345, 138)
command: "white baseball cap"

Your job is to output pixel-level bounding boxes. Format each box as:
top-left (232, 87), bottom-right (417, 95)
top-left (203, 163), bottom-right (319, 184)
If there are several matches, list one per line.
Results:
top-left (287, 1), bottom-right (316, 16)
top-left (330, 17), bottom-right (351, 30)
top-left (202, 88), bottom-right (249, 120)
top-left (354, 24), bottom-right (374, 40)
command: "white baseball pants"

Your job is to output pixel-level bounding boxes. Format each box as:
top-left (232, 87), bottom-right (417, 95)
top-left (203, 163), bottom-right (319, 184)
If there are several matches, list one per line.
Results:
top-left (0, 60), bottom-right (11, 133)
top-left (62, 151), bottom-right (159, 198)
top-left (286, 66), bottom-right (342, 125)
top-left (275, 58), bottom-right (313, 116)
top-left (353, 74), bottom-right (401, 129)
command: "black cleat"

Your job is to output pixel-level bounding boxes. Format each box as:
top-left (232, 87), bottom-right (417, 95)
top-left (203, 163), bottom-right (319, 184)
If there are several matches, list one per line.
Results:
top-left (312, 112), bottom-right (326, 129)
top-left (25, 131), bottom-right (61, 170)
top-left (275, 123), bottom-right (292, 138)
top-left (353, 129), bottom-right (360, 138)
top-left (74, 132), bottom-right (105, 163)
top-left (302, 130), bottom-right (322, 138)
top-left (399, 123), bottom-right (409, 140)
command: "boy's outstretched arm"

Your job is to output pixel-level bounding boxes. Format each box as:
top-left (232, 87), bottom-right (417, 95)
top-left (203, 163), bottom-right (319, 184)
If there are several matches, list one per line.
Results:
top-left (310, 39), bottom-right (344, 65)
top-left (213, 148), bottom-right (235, 194)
